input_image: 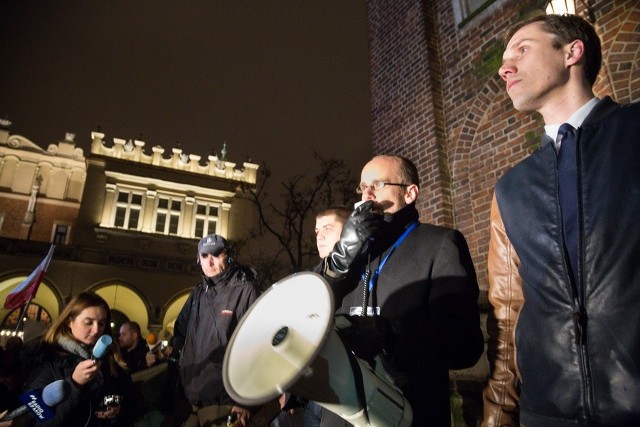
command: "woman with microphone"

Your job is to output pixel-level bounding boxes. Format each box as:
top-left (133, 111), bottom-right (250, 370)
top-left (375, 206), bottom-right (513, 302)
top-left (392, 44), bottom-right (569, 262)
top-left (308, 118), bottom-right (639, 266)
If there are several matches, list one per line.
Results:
top-left (24, 292), bottom-right (134, 426)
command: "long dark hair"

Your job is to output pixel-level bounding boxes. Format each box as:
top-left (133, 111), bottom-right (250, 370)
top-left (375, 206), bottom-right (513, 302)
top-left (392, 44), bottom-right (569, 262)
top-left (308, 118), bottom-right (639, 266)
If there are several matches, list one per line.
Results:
top-left (43, 291), bottom-right (126, 373)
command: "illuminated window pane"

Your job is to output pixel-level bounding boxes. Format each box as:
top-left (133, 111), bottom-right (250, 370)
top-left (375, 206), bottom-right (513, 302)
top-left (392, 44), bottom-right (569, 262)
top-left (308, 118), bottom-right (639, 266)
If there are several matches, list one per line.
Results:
top-left (155, 196), bottom-right (183, 235)
top-left (169, 216), bottom-right (179, 234)
top-left (195, 219), bottom-right (205, 237)
top-left (113, 189), bottom-right (144, 230)
top-left (156, 213), bottom-right (166, 232)
top-left (115, 207), bottom-right (126, 227)
top-left (193, 201), bottom-right (219, 237)
top-left (128, 209), bottom-right (140, 228)
top-left (53, 224), bottom-right (68, 245)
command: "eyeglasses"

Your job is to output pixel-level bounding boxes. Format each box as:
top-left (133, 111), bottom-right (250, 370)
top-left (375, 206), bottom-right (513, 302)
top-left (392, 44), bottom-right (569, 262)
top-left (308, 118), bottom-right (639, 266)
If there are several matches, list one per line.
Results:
top-left (355, 181), bottom-right (410, 195)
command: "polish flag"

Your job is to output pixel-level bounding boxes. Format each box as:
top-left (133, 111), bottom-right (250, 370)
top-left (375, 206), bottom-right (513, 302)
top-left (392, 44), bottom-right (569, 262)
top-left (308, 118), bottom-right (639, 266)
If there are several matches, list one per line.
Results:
top-left (3, 245), bottom-right (55, 310)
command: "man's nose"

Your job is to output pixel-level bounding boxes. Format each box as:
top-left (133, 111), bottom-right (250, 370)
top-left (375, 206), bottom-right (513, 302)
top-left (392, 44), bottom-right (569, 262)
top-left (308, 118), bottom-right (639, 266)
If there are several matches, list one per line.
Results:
top-left (363, 187), bottom-right (376, 200)
top-left (498, 62), bottom-right (514, 81)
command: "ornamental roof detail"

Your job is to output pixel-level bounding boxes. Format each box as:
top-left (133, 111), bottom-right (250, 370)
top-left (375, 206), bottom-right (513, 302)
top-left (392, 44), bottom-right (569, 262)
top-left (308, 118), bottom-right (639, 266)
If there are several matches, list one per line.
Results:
top-left (90, 132), bottom-right (258, 185)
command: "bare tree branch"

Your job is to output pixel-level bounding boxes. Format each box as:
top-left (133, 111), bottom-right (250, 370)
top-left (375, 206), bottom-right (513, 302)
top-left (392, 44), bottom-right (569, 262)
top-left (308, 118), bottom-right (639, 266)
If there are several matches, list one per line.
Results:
top-left (237, 154), bottom-right (358, 281)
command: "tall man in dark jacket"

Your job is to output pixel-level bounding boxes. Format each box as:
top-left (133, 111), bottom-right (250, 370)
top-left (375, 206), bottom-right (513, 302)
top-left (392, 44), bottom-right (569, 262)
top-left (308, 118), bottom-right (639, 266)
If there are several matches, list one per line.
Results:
top-left (174, 234), bottom-right (260, 427)
top-left (483, 14), bottom-right (640, 427)
top-left (322, 155), bottom-right (484, 426)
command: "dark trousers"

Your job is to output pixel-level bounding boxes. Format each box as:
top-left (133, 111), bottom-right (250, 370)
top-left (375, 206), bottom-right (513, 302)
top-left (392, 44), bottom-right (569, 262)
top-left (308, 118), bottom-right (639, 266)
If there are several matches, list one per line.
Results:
top-left (182, 404), bottom-right (234, 427)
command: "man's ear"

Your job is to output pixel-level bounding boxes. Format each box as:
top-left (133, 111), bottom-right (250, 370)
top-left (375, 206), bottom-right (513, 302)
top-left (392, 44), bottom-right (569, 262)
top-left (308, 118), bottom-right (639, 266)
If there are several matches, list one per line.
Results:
top-left (566, 39), bottom-right (585, 66)
top-left (404, 184), bottom-right (419, 204)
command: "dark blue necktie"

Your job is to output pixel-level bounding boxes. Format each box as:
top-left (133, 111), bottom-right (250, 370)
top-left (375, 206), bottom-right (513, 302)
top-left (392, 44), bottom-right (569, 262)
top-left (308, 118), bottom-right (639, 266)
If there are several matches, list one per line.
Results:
top-left (557, 123), bottom-right (578, 281)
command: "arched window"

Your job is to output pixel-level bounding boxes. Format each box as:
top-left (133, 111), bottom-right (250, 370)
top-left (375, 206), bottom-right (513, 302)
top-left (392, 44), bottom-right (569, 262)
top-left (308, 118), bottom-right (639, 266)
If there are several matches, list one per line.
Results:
top-left (0, 302), bottom-right (52, 346)
top-left (110, 309), bottom-right (129, 337)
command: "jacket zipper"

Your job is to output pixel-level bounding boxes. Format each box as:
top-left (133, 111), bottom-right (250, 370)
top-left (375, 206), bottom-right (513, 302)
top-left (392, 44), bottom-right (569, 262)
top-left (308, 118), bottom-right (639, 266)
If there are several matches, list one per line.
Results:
top-left (569, 127), bottom-right (595, 424)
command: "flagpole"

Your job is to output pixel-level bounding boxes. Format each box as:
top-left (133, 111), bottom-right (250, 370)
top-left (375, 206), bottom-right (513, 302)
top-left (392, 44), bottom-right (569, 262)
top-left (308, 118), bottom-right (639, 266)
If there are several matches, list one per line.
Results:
top-left (4, 244), bottom-right (56, 336)
top-left (13, 296), bottom-right (33, 334)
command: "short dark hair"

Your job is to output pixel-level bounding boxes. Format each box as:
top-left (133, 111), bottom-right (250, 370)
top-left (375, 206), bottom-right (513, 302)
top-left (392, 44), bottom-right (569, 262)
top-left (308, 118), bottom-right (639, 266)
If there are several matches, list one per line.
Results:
top-left (122, 321), bottom-right (141, 336)
top-left (397, 156), bottom-right (419, 187)
top-left (504, 14), bottom-right (602, 86)
top-left (316, 206), bottom-right (351, 223)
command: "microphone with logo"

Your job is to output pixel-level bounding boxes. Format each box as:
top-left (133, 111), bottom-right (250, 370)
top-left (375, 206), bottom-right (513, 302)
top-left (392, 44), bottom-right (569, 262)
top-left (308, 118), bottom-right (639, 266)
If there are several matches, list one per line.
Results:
top-left (92, 334), bottom-right (113, 360)
top-left (0, 380), bottom-right (70, 422)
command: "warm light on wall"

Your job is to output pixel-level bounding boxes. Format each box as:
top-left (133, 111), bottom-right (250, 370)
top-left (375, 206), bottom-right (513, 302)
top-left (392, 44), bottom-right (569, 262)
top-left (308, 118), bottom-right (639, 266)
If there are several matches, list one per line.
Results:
top-left (546, 0), bottom-right (576, 15)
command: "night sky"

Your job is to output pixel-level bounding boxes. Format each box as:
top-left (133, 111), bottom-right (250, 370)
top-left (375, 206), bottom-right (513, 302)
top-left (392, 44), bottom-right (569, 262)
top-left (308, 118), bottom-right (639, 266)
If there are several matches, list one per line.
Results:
top-left (0, 1), bottom-right (372, 182)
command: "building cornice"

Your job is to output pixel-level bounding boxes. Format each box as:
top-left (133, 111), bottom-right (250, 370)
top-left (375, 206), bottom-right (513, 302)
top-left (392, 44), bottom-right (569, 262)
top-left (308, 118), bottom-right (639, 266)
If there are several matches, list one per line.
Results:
top-left (90, 132), bottom-right (259, 186)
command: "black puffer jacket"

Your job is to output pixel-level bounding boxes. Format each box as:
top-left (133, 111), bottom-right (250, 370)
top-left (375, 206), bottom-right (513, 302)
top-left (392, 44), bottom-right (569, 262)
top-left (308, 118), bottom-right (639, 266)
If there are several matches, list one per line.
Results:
top-left (24, 338), bottom-right (135, 426)
top-left (176, 264), bottom-right (259, 407)
top-left (485, 97), bottom-right (640, 426)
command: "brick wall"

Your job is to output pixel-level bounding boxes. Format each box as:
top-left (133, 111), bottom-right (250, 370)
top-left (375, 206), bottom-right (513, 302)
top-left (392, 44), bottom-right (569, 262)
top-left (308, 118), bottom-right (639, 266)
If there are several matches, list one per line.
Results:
top-left (367, 0), bottom-right (640, 291)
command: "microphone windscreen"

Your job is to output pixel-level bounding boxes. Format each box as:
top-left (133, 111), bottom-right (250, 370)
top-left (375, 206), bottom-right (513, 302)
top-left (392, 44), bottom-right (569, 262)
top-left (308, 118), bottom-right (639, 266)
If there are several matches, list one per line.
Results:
top-left (42, 380), bottom-right (70, 407)
top-left (92, 335), bottom-right (113, 359)
top-left (146, 332), bottom-right (157, 345)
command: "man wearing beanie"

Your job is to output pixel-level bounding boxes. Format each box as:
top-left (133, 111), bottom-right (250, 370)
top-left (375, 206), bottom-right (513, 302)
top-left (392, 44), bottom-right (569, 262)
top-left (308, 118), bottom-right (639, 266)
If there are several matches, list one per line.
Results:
top-left (173, 234), bottom-right (261, 426)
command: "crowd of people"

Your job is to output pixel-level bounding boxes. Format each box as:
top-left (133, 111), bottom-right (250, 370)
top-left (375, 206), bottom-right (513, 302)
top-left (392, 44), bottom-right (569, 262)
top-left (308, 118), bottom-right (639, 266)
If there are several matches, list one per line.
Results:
top-left (2, 12), bottom-right (639, 427)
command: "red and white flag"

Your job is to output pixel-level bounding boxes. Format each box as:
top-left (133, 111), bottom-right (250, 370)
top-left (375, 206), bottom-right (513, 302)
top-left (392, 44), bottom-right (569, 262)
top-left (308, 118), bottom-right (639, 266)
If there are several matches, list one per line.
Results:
top-left (3, 245), bottom-right (55, 310)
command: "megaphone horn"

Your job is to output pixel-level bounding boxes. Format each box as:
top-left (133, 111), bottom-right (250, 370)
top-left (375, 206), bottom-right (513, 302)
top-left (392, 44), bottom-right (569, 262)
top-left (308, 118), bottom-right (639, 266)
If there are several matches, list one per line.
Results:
top-left (222, 272), bottom-right (412, 427)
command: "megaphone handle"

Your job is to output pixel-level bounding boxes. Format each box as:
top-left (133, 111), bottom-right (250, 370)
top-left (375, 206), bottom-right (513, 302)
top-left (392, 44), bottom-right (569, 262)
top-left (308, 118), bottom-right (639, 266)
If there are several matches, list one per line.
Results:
top-left (345, 349), bottom-right (370, 426)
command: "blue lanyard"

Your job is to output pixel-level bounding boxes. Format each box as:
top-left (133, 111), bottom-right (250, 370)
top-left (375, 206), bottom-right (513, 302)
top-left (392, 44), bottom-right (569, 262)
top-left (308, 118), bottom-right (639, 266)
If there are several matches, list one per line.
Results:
top-left (365, 221), bottom-right (419, 292)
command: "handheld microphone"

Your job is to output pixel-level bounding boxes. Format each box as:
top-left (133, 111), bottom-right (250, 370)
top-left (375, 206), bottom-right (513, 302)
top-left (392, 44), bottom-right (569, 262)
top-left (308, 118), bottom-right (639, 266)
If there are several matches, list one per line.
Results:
top-left (92, 335), bottom-right (113, 360)
top-left (353, 200), bottom-right (367, 210)
top-left (0, 379), bottom-right (70, 422)
top-left (353, 200), bottom-right (388, 243)
top-left (146, 334), bottom-right (162, 353)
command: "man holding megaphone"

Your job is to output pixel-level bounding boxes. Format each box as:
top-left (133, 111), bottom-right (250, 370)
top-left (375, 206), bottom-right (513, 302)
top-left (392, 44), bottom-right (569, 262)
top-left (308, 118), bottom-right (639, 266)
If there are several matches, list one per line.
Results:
top-left (321, 155), bottom-right (484, 426)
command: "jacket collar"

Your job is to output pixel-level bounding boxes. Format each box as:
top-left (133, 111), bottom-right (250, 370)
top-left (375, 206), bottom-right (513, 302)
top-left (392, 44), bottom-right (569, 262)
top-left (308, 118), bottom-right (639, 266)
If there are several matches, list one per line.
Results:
top-left (57, 335), bottom-right (91, 359)
top-left (202, 263), bottom-right (238, 288)
top-left (378, 203), bottom-right (420, 248)
top-left (541, 96), bottom-right (620, 148)
top-left (583, 96), bottom-right (619, 127)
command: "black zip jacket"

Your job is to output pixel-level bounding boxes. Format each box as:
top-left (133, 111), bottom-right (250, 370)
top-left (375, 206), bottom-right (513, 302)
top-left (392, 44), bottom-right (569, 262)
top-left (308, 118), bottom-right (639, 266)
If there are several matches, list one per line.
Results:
top-left (487, 97), bottom-right (640, 426)
top-left (176, 264), bottom-right (259, 407)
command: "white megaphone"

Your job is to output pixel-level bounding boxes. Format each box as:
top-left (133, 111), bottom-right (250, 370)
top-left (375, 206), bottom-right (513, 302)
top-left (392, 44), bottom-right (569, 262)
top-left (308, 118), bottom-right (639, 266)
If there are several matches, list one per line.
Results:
top-left (222, 272), bottom-right (412, 427)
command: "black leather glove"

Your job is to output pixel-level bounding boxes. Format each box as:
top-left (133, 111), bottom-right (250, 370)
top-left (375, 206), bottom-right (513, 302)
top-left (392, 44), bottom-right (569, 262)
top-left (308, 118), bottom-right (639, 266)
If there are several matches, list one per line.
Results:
top-left (323, 201), bottom-right (382, 277)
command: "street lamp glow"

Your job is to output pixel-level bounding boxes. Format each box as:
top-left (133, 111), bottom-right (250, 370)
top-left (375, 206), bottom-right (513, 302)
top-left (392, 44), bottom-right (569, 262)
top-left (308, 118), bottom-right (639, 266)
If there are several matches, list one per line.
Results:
top-left (546, 0), bottom-right (576, 15)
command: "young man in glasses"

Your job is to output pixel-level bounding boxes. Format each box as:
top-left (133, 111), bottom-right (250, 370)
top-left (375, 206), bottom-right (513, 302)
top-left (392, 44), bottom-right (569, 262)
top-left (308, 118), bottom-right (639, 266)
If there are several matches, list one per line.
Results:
top-left (322, 155), bottom-right (484, 426)
top-left (172, 234), bottom-right (261, 427)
